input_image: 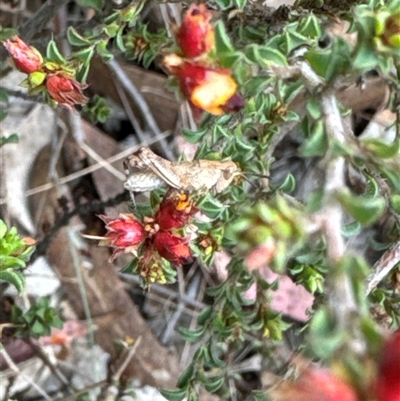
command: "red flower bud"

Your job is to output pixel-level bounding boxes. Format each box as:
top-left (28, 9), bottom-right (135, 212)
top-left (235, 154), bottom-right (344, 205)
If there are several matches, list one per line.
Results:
top-left (156, 191), bottom-right (198, 231)
top-left (272, 368), bottom-right (358, 401)
top-left (153, 231), bottom-right (193, 266)
top-left (99, 214), bottom-right (146, 261)
top-left (3, 36), bottom-right (43, 74)
top-left (177, 4), bottom-right (215, 58)
top-left (375, 329), bottom-right (400, 401)
top-left (46, 72), bottom-right (88, 109)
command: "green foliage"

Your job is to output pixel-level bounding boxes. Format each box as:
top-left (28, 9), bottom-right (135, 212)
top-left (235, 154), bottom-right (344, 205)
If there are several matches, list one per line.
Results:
top-left (82, 94), bottom-right (112, 124)
top-left (123, 23), bottom-right (168, 68)
top-left (3, 0), bottom-right (399, 399)
top-left (155, 1), bottom-right (400, 399)
top-left (11, 296), bottom-right (63, 339)
top-left (76, 0), bottom-right (104, 13)
top-left (0, 220), bottom-right (35, 293)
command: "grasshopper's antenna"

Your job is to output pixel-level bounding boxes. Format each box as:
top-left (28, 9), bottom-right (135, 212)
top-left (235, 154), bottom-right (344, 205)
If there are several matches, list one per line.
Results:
top-left (244, 172), bottom-right (270, 179)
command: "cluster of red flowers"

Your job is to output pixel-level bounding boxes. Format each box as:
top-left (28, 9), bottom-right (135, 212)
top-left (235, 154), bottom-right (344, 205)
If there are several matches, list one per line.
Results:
top-left (3, 36), bottom-right (88, 109)
top-left (164, 4), bottom-right (244, 117)
top-left (272, 329), bottom-right (400, 401)
top-left (99, 190), bottom-right (198, 284)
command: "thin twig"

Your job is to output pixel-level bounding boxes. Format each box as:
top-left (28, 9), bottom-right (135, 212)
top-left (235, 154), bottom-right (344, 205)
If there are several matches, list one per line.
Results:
top-left (31, 191), bottom-right (130, 260)
top-left (111, 336), bottom-right (142, 382)
top-left (53, 380), bottom-right (108, 401)
top-left (107, 59), bottom-right (176, 160)
top-left (297, 61), bottom-right (359, 336)
top-left (0, 131), bottom-right (172, 205)
top-left (0, 346), bottom-right (53, 401)
top-left (112, 75), bottom-right (147, 143)
top-left (120, 273), bottom-right (207, 310)
top-left (27, 339), bottom-right (71, 389)
top-left (366, 241), bottom-right (400, 295)
top-left (20, 0), bottom-right (70, 41)
top-left (80, 142), bottom-right (126, 181)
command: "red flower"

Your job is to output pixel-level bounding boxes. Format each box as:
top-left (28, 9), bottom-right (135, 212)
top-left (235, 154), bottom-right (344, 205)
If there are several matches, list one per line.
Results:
top-left (272, 368), bottom-right (358, 401)
top-left (46, 72), bottom-right (88, 109)
top-left (177, 62), bottom-right (241, 116)
top-left (375, 329), bottom-right (400, 401)
top-left (3, 36), bottom-right (43, 74)
top-left (153, 231), bottom-right (193, 266)
top-left (177, 4), bottom-right (215, 58)
top-left (156, 191), bottom-right (198, 231)
top-left (99, 214), bottom-right (146, 261)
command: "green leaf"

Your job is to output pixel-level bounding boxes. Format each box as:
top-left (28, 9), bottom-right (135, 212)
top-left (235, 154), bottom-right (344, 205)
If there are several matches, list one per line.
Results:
top-left (305, 37), bottom-right (351, 81)
top-left (352, 40), bottom-right (379, 71)
top-left (197, 306), bottom-right (213, 325)
top-left (306, 98), bottom-right (322, 119)
top-left (0, 27), bottom-right (17, 41)
top-left (176, 364), bottom-right (195, 388)
top-left (96, 40), bottom-right (113, 62)
top-left (67, 27), bottom-right (91, 47)
top-left (277, 174), bottom-right (296, 193)
top-left (160, 388), bottom-right (187, 401)
top-left (178, 326), bottom-right (206, 343)
top-left (208, 343), bottom-right (226, 368)
top-left (0, 255), bottom-right (26, 270)
top-left (282, 30), bottom-right (308, 54)
top-left (362, 138), bottom-right (400, 159)
top-left (0, 109), bottom-right (8, 122)
top-left (300, 120), bottom-right (327, 157)
top-left (116, 27), bottom-right (126, 52)
top-left (213, 0), bottom-right (234, 10)
top-left (234, 0), bottom-right (247, 10)
top-left (76, 62), bottom-right (91, 83)
top-left (246, 45), bottom-right (287, 66)
top-left (391, 194), bottom-right (400, 214)
top-left (337, 191), bottom-right (386, 226)
top-left (215, 20), bottom-right (234, 55)
top-left (0, 269), bottom-right (25, 293)
top-left (0, 220), bottom-right (6, 239)
top-left (0, 134), bottom-right (19, 147)
top-left (182, 128), bottom-right (208, 143)
top-left (308, 307), bottom-right (347, 359)
top-left (31, 319), bottom-right (46, 336)
top-left (198, 195), bottom-right (227, 219)
top-left (204, 377), bottom-right (225, 393)
top-left (76, 0), bottom-right (104, 13)
top-left (342, 220), bottom-right (362, 237)
top-left (29, 71), bottom-right (46, 87)
top-left (73, 46), bottom-right (95, 65)
top-left (298, 14), bottom-right (321, 38)
top-left (0, 88), bottom-right (9, 103)
top-left (46, 40), bottom-right (66, 64)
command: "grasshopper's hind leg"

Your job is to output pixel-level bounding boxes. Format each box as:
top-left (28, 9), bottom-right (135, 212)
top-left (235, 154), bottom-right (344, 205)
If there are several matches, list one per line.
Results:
top-left (123, 158), bottom-right (137, 208)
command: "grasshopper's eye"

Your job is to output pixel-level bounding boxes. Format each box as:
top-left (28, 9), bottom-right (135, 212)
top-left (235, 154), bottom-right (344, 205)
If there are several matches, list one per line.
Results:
top-left (223, 169), bottom-right (233, 179)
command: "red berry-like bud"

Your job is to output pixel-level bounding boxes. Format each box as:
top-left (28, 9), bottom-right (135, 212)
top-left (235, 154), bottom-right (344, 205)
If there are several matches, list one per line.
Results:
top-left (3, 36), bottom-right (43, 74)
top-left (272, 368), bottom-right (358, 401)
top-left (153, 231), bottom-right (193, 266)
top-left (99, 214), bottom-right (146, 261)
top-left (375, 329), bottom-right (400, 401)
top-left (156, 191), bottom-right (198, 231)
top-left (176, 4), bottom-right (215, 58)
top-left (46, 72), bottom-right (88, 109)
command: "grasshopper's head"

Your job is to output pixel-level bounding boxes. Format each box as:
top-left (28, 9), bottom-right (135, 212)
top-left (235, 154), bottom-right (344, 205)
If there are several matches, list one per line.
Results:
top-left (213, 160), bottom-right (239, 193)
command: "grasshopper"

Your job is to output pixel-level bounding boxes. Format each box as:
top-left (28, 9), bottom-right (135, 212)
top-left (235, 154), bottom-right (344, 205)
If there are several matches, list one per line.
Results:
top-left (123, 147), bottom-right (239, 195)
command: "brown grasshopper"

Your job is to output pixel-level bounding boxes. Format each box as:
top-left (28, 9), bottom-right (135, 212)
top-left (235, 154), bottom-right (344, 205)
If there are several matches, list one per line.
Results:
top-left (123, 147), bottom-right (239, 195)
